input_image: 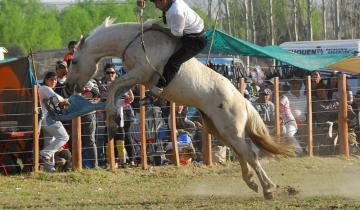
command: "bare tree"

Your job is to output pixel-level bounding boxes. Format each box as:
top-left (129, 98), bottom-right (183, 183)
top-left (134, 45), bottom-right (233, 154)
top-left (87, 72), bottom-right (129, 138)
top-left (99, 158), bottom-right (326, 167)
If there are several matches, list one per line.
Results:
top-left (307, 0), bottom-right (313, 41)
top-left (335, 0), bottom-right (340, 39)
top-left (207, 0), bottom-right (212, 29)
top-left (250, 0), bottom-right (256, 43)
top-left (322, 0), bottom-right (327, 40)
top-left (293, 0), bottom-right (298, 41)
top-left (268, 0), bottom-right (274, 45)
top-left (223, 0), bottom-right (231, 34)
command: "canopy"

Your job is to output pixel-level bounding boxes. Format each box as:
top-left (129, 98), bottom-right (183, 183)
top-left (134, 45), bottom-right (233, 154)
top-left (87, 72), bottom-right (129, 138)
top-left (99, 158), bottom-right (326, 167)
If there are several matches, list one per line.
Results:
top-left (204, 29), bottom-right (352, 71)
top-left (329, 57), bottom-right (360, 73)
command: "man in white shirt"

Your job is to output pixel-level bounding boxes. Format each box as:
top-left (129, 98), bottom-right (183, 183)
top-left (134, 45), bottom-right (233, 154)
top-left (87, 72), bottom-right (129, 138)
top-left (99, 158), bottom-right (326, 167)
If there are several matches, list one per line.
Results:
top-left (137, 0), bottom-right (208, 105)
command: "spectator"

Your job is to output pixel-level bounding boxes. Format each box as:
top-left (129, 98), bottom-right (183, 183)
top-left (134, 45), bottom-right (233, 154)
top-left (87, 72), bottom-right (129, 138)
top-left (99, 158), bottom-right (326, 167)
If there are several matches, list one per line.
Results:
top-left (253, 87), bottom-right (275, 127)
top-left (286, 77), bottom-right (307, 125)
top-left (311, 70), bottom-right (325, 89)
top-left (326, 72), bottom-right (354, 104)
top-left (279, 89), bottom-right (303, 155)
top-left (168, 104), bottom-right (201, 135)
top-left (98, 64), bottom-right (135, 167)
top-left (64, 40), bottom-right (77, 67)
top-left (54, 60), bottom-right (70, 98)
top-left (39, 71), bottom-right (70, 172)
top-left (313, 82), bottom-right (356, 155)
top-left (326, 71), bottom-right (339, 100)
top-left (81, 79), bottom-right (101, 168)
top-left (351, 90), bottom-right (360, 145)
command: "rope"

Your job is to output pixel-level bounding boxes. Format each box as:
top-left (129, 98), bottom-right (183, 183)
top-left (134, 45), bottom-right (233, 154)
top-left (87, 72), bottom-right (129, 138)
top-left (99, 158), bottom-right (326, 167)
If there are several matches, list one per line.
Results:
top-left (138, 8), bottom-right (166, 83)
top-left (206, 8), bottom-right (221, 65)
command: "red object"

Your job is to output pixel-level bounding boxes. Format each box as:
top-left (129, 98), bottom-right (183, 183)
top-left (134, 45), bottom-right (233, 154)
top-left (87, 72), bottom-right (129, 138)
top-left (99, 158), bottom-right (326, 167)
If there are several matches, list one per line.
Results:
top-left (63, 52), bottom-right (74, 63)
top-left (0, 131), bottom-right (33, 176)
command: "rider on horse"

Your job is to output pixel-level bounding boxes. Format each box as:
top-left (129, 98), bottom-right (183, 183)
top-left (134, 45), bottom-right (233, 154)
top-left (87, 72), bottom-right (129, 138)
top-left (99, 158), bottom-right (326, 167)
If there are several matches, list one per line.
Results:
top-left (137, 0), bottom-right (208, 105)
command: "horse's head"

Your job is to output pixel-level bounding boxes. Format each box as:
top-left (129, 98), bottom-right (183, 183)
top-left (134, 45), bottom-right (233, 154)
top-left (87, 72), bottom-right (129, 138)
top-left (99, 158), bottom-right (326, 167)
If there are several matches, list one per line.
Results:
top-left (66, 35), bottom-right (98, 94)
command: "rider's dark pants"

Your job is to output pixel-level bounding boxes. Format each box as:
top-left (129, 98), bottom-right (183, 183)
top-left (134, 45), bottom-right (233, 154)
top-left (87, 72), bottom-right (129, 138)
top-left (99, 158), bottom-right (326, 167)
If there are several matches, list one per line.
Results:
top-left (157, 33), bottom-right (208, 88)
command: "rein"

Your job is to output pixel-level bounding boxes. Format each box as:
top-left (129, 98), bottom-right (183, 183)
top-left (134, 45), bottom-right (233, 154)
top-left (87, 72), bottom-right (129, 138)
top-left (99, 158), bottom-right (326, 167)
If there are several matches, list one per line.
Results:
top-left (121, 9), bottom-right (166, 82)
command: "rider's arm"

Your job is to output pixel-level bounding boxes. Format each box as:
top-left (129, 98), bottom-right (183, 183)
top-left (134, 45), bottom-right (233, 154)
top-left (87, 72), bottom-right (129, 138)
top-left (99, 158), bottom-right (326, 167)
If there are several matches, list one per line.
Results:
top-left (168, 13), bottom-right (186, 37)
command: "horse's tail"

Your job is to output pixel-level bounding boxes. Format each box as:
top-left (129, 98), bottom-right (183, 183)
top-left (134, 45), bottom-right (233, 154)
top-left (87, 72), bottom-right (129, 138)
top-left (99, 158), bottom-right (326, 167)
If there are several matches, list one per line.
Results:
top-left (245, 100), bottom-right (294, 156)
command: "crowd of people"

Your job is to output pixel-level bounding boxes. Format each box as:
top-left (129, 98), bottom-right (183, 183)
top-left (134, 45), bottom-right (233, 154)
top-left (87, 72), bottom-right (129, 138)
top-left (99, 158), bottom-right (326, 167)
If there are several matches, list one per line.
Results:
top-left (246, 67), bottom-right (360, 156)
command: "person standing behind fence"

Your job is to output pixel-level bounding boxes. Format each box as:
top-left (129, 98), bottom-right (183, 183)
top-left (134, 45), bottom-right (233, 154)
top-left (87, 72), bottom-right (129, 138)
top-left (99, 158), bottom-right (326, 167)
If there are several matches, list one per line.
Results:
top-left (81, 79), bottom-right (101, 168)
top-left (279, 83), bottom-right (303, 155)
top-left (54, 61), bottom-right (71, 98)
top-left (64, 40), bottom-right (77, 67)
top-left (253, 87), bottom-right (275, 128)
top-left (39, 71), bottom-right (70, 172)
top-left (98, 64), bottom-right (135, 168)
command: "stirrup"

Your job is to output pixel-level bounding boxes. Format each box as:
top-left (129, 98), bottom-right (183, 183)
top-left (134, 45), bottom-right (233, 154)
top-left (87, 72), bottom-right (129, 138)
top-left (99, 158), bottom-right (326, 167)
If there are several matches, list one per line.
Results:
top-left (150, 86), bottom-right (163, 95)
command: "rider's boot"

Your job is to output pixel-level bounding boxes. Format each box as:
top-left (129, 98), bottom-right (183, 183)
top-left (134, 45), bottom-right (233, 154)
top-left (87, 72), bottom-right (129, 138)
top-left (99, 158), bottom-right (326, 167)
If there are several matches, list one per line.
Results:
top-left (139, 75), bottom-right (166, 106)
top-left (138, 86), bottom-right (163, 106)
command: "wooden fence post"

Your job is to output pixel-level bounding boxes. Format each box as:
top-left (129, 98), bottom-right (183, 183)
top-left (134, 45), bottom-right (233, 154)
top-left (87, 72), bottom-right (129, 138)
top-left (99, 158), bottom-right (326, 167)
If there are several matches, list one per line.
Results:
top-left (72, 116), bottom-right (82, 171)
top-left (306, 76), bottom-right (313, 157)
top-left (170, 102), bottom-right (180, 166)
top-left (274, 77), bottom-right (281, 142)
top-left (140, 85), bottom-right (148, 169)
top-left (32, 85), bottom-right (39, 173)
top-left (202, 131), bottom-right (212, 166)
top-left (106, 114), bottom-right (116, 172)
top-left (338, 74), bottom-right (349, 158)
top-left (239, 78), bottom-right (245, 95)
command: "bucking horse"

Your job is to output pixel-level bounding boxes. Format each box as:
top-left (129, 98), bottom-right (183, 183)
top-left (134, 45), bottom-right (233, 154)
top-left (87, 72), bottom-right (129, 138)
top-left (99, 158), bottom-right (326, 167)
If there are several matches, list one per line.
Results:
top-left (65, 18), bottom-right (294, 199)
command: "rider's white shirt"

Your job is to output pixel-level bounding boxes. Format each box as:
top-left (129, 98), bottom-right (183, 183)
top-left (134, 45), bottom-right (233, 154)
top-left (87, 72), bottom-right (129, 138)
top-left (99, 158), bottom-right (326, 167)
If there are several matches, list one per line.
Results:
top-left (166, 0), bottom-right (204, 37)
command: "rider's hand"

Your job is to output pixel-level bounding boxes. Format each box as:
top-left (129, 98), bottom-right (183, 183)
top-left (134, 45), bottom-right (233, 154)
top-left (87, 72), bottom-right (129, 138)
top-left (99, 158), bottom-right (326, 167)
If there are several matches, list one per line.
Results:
top-left (137, 0), bottom-right (145, 8)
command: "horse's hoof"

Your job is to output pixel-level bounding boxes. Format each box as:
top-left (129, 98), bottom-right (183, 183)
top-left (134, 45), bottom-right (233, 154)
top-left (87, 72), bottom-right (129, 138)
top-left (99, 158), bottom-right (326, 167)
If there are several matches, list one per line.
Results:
top-left (248, 181), bottom-right (259, 193)
top-left (263, 191), bottom-right (274, 200)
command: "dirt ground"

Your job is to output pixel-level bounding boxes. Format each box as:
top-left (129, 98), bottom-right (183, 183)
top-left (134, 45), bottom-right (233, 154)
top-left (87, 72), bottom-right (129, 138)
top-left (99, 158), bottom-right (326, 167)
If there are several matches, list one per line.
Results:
top-left (1, 156), bottom-right (360, 209)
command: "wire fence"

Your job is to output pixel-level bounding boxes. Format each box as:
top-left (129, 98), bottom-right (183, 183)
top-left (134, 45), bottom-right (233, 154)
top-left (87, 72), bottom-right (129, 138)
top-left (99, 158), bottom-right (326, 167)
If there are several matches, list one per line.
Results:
top-left (1, 74), bottom-right (360, 175)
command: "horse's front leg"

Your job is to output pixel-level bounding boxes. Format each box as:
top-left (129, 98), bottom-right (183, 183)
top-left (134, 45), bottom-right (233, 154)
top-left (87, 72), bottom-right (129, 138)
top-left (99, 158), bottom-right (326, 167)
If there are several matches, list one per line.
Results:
top-left (105, 74), bottom-right (138, 139)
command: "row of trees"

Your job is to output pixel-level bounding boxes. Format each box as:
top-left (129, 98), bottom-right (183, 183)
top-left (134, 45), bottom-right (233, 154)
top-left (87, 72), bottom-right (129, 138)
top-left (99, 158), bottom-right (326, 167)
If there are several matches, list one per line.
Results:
top-left (213, 0), bottom-right (360, 45)
top-left (1, 0), bottom-right (360, 56)
top-left (0, 0), bottom-right (163, 56)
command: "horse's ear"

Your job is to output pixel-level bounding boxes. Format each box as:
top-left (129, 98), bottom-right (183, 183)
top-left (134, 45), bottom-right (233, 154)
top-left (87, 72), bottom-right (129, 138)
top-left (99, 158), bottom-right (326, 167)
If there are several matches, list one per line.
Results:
top-left (79, 35), bottom-right (86, 50)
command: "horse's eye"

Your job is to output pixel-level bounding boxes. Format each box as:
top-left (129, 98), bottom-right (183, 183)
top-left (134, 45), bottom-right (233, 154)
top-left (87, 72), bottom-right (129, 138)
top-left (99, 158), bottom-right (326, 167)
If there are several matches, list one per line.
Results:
top-left (72, 60), bottom-right (78, 65)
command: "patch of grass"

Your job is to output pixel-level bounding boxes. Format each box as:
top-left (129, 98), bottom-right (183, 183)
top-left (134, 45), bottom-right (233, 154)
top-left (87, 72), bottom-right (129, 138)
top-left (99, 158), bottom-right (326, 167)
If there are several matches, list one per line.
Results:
top-left (1, 158), bottom-right (360, 209)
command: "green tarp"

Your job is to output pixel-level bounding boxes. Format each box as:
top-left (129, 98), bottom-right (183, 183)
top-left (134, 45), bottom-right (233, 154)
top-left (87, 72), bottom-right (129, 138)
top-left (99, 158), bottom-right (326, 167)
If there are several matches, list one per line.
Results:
top-left (204, 29), bottom-right (352, 71)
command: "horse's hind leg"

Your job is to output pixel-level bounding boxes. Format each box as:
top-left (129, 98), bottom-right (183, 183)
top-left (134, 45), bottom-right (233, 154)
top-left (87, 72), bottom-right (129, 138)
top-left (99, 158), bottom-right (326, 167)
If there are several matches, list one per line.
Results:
top-left (238, 156), bottom-right (259, 193)
top-left (200, 113), bottom-right (259, 193)
top-left (230, 138), bottom-right (276, 199)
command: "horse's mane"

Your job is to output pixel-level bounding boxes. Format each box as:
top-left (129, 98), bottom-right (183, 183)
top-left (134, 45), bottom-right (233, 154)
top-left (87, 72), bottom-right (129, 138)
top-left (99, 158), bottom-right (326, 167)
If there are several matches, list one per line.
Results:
top-left (87, 17), bottom-right (157, 40)
top-left (88, 17), bottom-right (117, 38)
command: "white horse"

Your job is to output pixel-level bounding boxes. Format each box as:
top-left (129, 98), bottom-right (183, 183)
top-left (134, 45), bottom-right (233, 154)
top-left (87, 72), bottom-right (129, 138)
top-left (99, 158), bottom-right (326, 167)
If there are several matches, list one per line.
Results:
top-left (66, 18), bottom-right (293, 199)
